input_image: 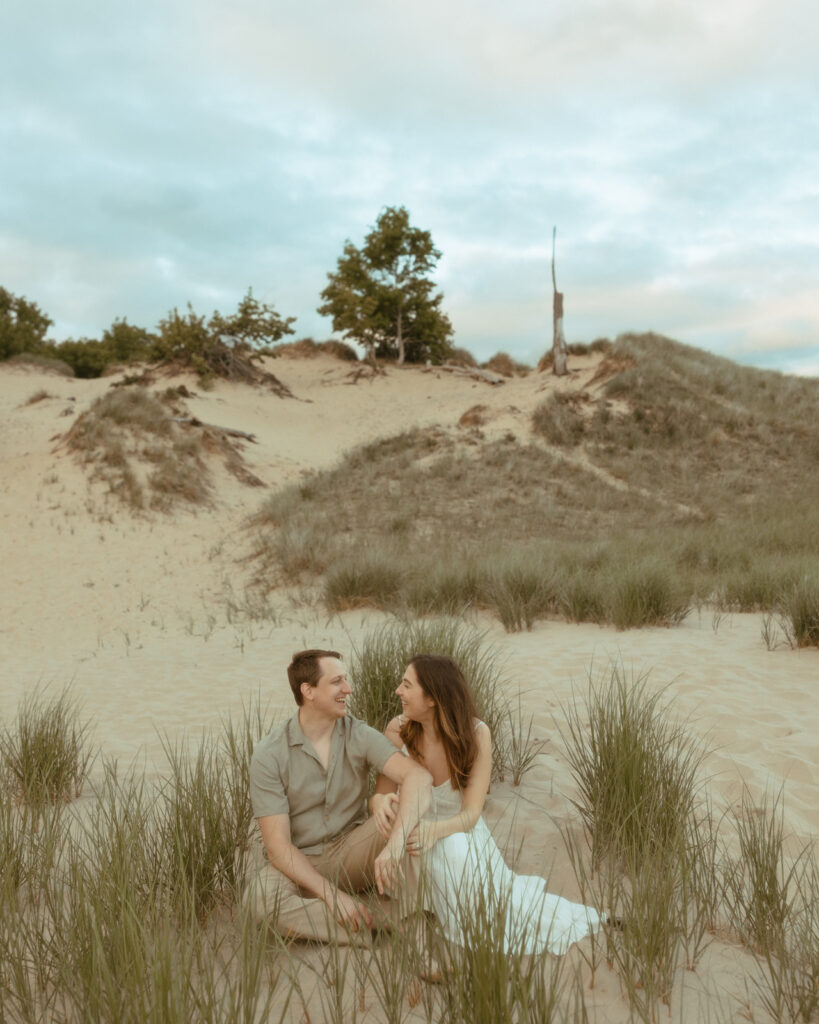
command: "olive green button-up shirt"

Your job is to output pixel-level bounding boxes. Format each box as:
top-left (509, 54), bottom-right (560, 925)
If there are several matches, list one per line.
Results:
top-left (250, 713), bottom-right (398, 855)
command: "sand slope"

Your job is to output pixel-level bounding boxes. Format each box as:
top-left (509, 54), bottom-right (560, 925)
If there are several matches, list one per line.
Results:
top-left (1, 355), bottom-right (816, 1022)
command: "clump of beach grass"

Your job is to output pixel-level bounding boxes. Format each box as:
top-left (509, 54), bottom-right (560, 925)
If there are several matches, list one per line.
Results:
top-left (0, 687), bottom-right (93, 809)
top-left (607, 560), bottom-right (691, 630)
top-left (480, 351), bottom-right (531, 377)
top-left (348, 616), bottom-right (505, 736)
top-left (723, 788), bottom-right (801, 954)
top-left (482, 557), bottom-right (555, 632)
top-left (531, 393), bottom-right (586, 446)
top-left (559, 664), bottom-right (722, 1020)
top-left (428, 886), bottom-right (571, 1023)
top-left (561, 663), bottom-right (706, 867)
top-left (348, 616), bottom-right (543, 784)
top-left (0, 699), bottom-right (287, 1024)
top-left (23, 388), bottom-right (54, 405)
top-left (752, 848), bottom-right (819, 1023)
top-left (778, 576), bottom-right (819, 648)
top-left (65, 387), bottom-right (210, 510)
top-left (720, 788), bottom-right (819, 1022)
top-left (324, 552), bottom-right (404, 611)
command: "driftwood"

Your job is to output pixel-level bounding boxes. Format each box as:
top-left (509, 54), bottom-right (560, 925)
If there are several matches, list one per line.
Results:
top-left (197, 344), bottom-right (295, 398)
top-left (433, 364), bottom-right (506, 386)
top-left (173, 417), bottom-right (257, 443)
top-left (344, 364), bottom-right (387, 384)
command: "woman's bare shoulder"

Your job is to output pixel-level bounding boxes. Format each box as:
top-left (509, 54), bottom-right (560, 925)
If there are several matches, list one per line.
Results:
top-left (474, 719), bottom-right (491, 742)
top-left (384, 716), bottom-right (404, 749)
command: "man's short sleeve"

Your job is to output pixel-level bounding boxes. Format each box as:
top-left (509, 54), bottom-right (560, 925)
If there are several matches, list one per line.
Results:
top-left (249, 733), bottom-right (290, 819)
top-left (349, 717), bottom-right (402, 773)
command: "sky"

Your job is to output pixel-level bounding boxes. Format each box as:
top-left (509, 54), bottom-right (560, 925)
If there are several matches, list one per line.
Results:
top-left (2, 0), bottom-right (818, 375)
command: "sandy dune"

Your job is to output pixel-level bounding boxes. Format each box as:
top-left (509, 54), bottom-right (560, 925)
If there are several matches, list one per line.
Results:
top-left (1, 355), bottom-right (816, 1022)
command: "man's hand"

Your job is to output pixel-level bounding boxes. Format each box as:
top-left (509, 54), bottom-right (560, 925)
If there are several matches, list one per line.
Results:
top-left (324, 887), bottom-right (374, 931)
top-left (370, 792), bottom-right (399, 839)
top-left (373, 841), bottom-right (405, 895)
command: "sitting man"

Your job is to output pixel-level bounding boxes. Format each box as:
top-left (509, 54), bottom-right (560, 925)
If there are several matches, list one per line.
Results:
top-left (244, 648), bottom-right (432, 941)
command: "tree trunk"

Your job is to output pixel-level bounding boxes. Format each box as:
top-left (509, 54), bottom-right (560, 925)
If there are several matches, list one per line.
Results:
top-left (396, 305), bottom-right (405, 365)
top-left (552, 227), bottom-right (568, 376)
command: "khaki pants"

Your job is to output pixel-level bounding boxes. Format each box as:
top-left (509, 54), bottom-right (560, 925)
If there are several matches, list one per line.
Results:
top-left (243, 817), bottom-right (419, 944)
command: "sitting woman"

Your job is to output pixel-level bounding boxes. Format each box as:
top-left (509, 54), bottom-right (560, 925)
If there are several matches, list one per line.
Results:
top-left (370, 654), bottom-right (603, 955)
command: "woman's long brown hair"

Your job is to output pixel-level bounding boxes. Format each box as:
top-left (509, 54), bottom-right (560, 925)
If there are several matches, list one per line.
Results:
top-left (399, 654), bottom-right (479, 790)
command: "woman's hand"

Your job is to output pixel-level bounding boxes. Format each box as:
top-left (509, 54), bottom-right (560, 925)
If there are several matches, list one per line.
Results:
top-left (370, 792), bottom-right (399, 840)
top-left (405, 821), bottom-right (438, 857)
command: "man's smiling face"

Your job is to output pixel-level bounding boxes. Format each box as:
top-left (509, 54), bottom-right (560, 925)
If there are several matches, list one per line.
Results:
top-left (303, 656), bottom-right (352, 719)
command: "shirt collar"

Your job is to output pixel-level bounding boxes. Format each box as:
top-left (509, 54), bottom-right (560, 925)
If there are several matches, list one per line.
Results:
top-left (286, 712), bottom-right (345, 747)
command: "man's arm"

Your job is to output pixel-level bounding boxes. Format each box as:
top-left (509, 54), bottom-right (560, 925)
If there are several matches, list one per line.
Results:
top-left (257, 813), bottom-right (374, 930)
top-left (372, 751), bottom-right (432, 894)
top-left (368, 717), bottom-right (402, 837)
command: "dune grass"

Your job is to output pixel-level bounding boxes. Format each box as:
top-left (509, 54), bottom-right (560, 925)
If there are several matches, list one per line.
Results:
top-left (2, 675), bottom-right (816, 1023)
top-left (558, 665), bottom-right (819, 1023)
top-left (0, 687), bottom-right (93, 811)
top-left (779, 577), bottom-right (819, 648)
top-left (347, 617), bottom-right (544, 784)
top-left (65, 386), bottom-right (263, 513)
top-left (480, 351), bottom-right (531, 377)
top-left (65, 387), bottom-right (211, 510)
top-left (249, 335), bottom-right (819, 636)
top-left (560, 664), bottom-right (706, 868)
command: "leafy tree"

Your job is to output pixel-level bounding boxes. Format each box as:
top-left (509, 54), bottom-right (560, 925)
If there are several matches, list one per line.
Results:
top-left (0, 287), bottom-right (52, 360)
top-left (318, 206), bottom-right (453, 365)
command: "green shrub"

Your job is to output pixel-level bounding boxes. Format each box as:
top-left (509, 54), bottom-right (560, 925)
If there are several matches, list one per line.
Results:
top-left (53, 338), bottom-right (117, 378)
top-left (717, 562), bottom-right (802, 611)
top-left (153, 290), bottom-right (295, 388)
top-left (272, 337), bottom-right (357, 361)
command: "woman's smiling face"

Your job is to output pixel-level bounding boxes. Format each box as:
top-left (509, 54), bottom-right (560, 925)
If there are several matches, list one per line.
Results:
top-left (396, 663), bottom-right (435, 722)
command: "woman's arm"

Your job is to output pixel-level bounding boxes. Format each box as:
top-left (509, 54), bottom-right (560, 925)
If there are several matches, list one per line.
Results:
top-left (407, 723), bottom-right (492, 854)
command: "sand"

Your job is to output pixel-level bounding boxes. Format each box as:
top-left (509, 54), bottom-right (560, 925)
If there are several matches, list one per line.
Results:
top-left (1, 354), bottom-right (816, 1022)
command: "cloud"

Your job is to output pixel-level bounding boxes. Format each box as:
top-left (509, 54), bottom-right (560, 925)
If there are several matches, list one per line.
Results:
top-left (0, 0), bottom-right (816, 377)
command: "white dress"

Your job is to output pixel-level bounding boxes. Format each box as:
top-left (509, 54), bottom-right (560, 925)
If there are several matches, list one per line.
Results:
top-left (416, 763), bottom-right (602, 956)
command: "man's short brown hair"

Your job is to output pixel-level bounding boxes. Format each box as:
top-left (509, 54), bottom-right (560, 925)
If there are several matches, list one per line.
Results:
top-left (287, 649), bottom-right (342, 706)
